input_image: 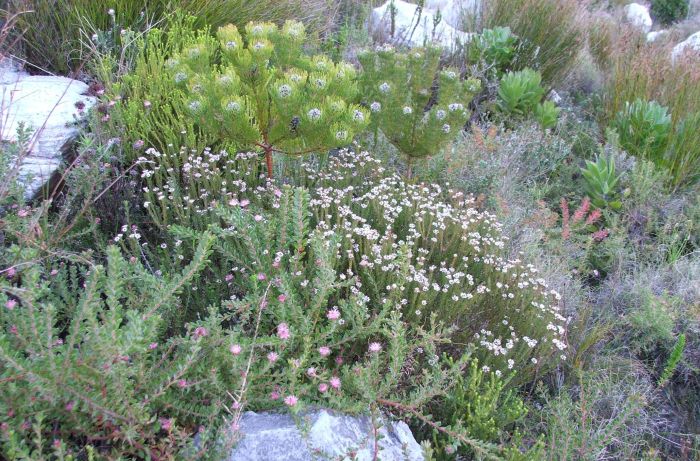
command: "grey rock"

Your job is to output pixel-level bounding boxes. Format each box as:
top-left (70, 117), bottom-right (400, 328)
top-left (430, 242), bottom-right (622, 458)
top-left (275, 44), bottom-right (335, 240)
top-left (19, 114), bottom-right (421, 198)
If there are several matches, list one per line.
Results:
top-left (0, 58), bottom-right (96, 198)
top-left (229, 410), bottom-right (425, 461)
top-left (624, 3), bottom-right (653, 33)
top-left (672, 31), bottom-right (700, 62)
top-left (370, 0), bottom-right (474, 48)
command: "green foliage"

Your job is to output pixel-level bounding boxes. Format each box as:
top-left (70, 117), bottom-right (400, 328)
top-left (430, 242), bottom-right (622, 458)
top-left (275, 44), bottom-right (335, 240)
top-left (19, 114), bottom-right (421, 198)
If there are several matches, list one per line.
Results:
top-left (108, 16), bottom-right (368, 178)
top-left (627, 290), bottom-right (677, 354)
top-left (11, 0), bottom-right (334, 75)
top-left (0, 238), bottom-right (228, 459)
top-left (581, 155), bottom-right (622, 210)
top-left (178, 20), bottom-right (368, 177)
top-left (534, 101), bottom-right (561, 130)
top-left (469, 27), bottom-right (519, 76)
top-left (532, 367), bottom-right (650, 461)
top-left (665, 111), bottom-right (700, 189)
top-left (428, 359), bottom-right (528, 459)
top-left (613, 99), bottom-right (672, 165)
top-left (659, 334), bottom-right (686, 386)
top-left (357, 45), bottom-right (481, 172)
top-left (497, 69), bottom-right (557, 128)
top-left (483, 0), bottom-right (585, 86)
top-left (651, 0), bottom-right (689, 25)
top-left (0, 124), bottom-right (32, 207)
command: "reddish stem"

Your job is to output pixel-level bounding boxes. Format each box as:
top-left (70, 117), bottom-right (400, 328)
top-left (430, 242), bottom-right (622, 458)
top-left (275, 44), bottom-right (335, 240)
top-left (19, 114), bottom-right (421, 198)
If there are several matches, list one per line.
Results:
top-left (265, 147), bottom-right (273, 179)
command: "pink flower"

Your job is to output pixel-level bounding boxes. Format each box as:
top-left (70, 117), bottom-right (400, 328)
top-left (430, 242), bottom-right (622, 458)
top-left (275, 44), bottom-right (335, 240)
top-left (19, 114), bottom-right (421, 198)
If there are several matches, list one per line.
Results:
top-left (17, 209), bottom-right (28, 217)
top-left (335, 356), bottom-right (344, 365)
top-left (240, 199), bottom-right (250, 208)
top-left (592, 229), bottom-right (609, 241)
top-left (257, 273), bottom-right (267, 281)
top-left (132, 139), bottom-right (145, 150)
top-left (148, 342), bottom-right (158, 350)
top-left (267, 351), bottom-right (279, 363)
top-left (225, 274), bottom-right (234, 282)
top-left (318, 383), bottom-right (328, 393)
top-left (368, 342), bottom-right (382, 353)
top-left (326, 308), bottom-right (341, 320)
top-left (307, 367), bottom-right (317, 377)
top-left (193, 326), bottom-right (208, 338)
top-left (572, 197), bottom-right (590, 224)
top-left (160, 418), bottom-right (172, 431)
top-left (230, 344), bottom-right (242, 355)
top-left (329, 376), bottom-right (341, 389)
top-left (284, 395), bottom-right (298, 407)
top-left (270, 390), bottom-right (281, 400)
top-left (143, 100), bottom-right (152, 109)
top-left (254, 214), bottom-right (263, 222)
top-left (50, 269), bottom-right (59, 276)
top-left (277, 323), bottom-right (290, 340)
top-left (586, 209), bottom-right (602, 225)
top-left (5, 299), bottom-right (17, 310)
top-left (52, 439), bottom-right (61, 449)
top-left (277, 294), bottom-right (287, 303)
top-left (65, 401), bottom-right (75, 411)
top-left (177, 379), bottom-right (188, 388)
top-left (318, 346), bottom-right (331, 357)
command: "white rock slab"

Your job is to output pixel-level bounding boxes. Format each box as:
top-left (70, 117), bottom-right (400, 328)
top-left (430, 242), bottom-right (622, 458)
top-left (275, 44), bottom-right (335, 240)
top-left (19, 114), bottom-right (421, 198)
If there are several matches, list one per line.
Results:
top-left (371, 0), bottom-right (474, 48)
top-left (0, 61), bottom-right (95, 198)
top-left (425, 0), bottom-right (482, 29)
top-left (624, 3), bottom-right (653, 33)
top-left (228, 410), bottom-right (425, 461)
top-left (646, 30), bottom-right (669, 42)
top-left (672, 31), bottom-right (700, 61)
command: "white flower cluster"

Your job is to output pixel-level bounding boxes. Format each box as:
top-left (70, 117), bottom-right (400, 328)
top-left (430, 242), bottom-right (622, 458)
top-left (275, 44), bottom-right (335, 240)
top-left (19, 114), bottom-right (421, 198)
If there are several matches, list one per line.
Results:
top-left (139, 144), bottom-right (567, 379)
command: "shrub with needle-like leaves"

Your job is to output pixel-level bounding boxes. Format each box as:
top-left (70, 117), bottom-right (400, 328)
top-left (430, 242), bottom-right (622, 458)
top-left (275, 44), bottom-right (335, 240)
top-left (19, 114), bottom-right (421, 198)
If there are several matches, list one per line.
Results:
top-left (357, 45), bottom-right (481, 176)
top-left (167, 20), bottom-right (369, 178)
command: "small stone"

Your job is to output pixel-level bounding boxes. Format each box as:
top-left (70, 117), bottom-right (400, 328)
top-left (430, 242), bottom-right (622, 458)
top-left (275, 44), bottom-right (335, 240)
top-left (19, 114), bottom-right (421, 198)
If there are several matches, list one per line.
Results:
top-left (228, 410), bottom-right (425, 461)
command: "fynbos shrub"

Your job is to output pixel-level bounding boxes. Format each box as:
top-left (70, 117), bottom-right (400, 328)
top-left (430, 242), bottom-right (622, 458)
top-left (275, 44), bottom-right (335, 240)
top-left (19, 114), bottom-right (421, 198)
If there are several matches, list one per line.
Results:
top-left (358, 45), bottom-right (481, 176)
top-left (169, 21), bottom-right (369, 177)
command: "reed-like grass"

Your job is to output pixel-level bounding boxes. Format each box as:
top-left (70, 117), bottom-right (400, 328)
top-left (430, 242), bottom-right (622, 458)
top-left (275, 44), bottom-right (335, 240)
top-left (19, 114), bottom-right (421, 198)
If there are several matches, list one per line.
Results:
top-left (8, 0), bottom-right (337, 75)
top-left (601, 40), bottom-right (700, 189)
top-left (481, 0), bottom-right (588, 87)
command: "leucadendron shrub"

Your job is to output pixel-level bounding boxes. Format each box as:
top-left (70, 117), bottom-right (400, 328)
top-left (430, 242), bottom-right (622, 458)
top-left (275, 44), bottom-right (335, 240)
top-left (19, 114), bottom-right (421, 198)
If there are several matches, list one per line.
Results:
top-left (105, 16), bottom-right (368, 178)
top-left (357, 45), bottom-right (481, 176)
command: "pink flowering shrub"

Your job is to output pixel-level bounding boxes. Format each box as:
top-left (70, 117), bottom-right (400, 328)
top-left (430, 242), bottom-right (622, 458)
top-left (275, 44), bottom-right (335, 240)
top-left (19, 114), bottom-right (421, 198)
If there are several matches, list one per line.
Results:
top-left (0, 241), bottom-right (237, 458)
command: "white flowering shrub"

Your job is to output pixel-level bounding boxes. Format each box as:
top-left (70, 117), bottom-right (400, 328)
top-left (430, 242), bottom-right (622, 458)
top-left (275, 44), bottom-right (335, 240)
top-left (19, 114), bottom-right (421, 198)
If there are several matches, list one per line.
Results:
top-left (357, 45), bottom-right (482, 175)
top-left (166, 20), bottom-right (369, 177)
top-left (162, 144), bottom-right (567, 393)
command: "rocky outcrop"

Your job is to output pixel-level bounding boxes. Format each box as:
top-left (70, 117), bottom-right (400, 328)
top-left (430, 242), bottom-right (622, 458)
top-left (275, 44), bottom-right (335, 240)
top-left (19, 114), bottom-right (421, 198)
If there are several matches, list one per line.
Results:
top-left (646, 30), bottom-right (669, 42)
top-left (370, 0), bottom-right (474, 48)
top-left (228, 410), bottom-right (425, 461)
top-left (624, 3), bottom-right (653, 33)
top-left (672, 31), bottom-right (700, 61)
top-left (0, 59), bottom-right (95, 199)
top-left (425, 0), bottom-right (483, 29)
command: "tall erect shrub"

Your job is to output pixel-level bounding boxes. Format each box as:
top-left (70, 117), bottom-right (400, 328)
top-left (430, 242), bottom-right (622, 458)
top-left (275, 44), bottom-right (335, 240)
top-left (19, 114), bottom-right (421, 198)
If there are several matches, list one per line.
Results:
top-left (165, 20), bottom-right (369, 178)
top-left (357, 45), bottom-right (481, 176)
